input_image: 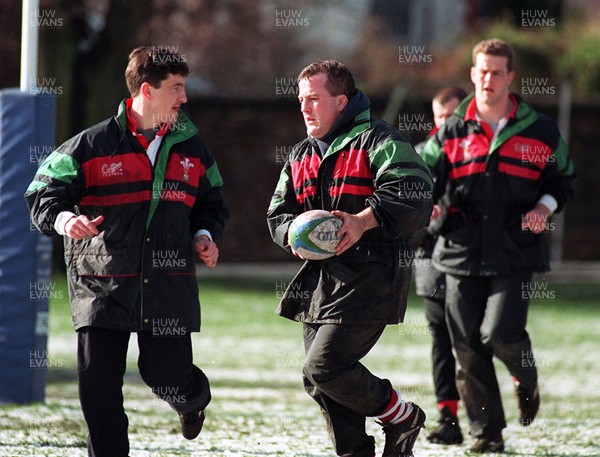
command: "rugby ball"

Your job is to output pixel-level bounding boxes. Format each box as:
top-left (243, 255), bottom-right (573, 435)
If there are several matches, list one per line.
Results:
top-left (288, 210), bottom-right (343, 260)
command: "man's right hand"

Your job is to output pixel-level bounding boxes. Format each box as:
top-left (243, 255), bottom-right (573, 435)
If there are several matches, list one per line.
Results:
top-left (65, 215), bottom-right (104, 240)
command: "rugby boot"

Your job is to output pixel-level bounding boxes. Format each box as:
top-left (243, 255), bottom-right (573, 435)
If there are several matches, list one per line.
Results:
top-left (381, 402), bottom-right (426, 457)
top-left (426, 405), bottom-right (463, 444)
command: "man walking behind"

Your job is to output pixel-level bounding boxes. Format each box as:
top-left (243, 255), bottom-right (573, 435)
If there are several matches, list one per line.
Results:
top-left (421, 39), bottom-right (575, 453)
top-left (414, 86), bottom-right (467, 446)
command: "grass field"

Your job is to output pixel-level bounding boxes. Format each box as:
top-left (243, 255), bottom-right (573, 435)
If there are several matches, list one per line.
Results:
top-left (1, 272), bottom-right (599, 456)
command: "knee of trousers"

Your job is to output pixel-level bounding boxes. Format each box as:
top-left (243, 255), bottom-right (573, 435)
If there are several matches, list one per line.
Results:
top-left (138, 364), bottom-right (188, 391)
top-left (302, 361), bottom-right (341, 388)
top-left (480, 327), bottom-right (527, 352)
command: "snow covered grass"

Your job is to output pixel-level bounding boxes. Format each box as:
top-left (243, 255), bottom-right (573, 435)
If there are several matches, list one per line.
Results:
top-left (1, 277), bottom-right (599, 456)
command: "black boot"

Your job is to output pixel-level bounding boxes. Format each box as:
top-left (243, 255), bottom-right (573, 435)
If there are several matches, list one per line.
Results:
top-left (426, 405), bottom-right (463, 445)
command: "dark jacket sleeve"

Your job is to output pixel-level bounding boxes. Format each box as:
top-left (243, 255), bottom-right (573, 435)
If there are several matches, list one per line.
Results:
top-left (538, 120), bottom-right (576, 213)
top-left (189, 140), bottom-right (229, 240)
top-left (266, 161), bottom-right (299, 252)
top-left (24, 134), bottom-right (86, 236)
top-left (419, 128), bottom-right (448, 204)
top-left (365, 137), bottom-right (434, 239)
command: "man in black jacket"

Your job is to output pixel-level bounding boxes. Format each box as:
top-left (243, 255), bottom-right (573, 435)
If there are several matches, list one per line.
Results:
top-left (26, 47), bottom-right (229, 456)
top-left (268, 60), bottom-right (433, 457)
top-left (414, 86), bottom-right (467, 446)
top-left (421, 39), bottom-right (575, 453)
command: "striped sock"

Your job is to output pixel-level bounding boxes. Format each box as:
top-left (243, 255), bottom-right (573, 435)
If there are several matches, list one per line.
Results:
top-left (376, 389), bottom-right (414, 425)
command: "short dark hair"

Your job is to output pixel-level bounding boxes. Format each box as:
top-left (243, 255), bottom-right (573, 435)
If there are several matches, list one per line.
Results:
top-left (432, 86), bottom-right (468, 105)
top-left (472, 39), bottom-right (514, 72)
top-left (298, 60), bottom-right (356, 98)
top-left (125, 46), bottom-right (190, 97)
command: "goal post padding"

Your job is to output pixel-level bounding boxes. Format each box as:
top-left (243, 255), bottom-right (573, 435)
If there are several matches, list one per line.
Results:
top-left (0, 89), bottom-right (56, 403)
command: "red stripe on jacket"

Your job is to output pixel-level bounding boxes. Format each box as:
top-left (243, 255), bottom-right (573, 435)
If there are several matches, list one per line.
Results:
top-left (329, 148), bottom-right (374, 197)
top-left (80, 190), bottom-right (151, 206)
top-left (330, 183), bottom-right (374, 197)
top-left (498, 162), bottom-right (542, 180)
top-left (332, 148), bottom-right (372, 179)
top-left (499, 136), bottom-right (552, 171)
top-left (449, 162), bottom-right (487, 180)
top-left (82, 152), bottom-right (152, 189)
top-left (291, 153), bottom-right (321, 205)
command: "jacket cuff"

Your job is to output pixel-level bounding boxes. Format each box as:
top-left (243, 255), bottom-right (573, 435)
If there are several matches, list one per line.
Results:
top-left (537, 194), bottom-right (558, 214)
top-left (194, 229), bottom-right (213, 242)
top-left (55, 211), bottom-right (77, 236)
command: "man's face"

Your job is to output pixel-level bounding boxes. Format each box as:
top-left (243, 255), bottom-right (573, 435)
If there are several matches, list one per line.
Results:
top-left (470, 53), bottom-right (514, 108)
top-left (432, 98), bottom-right (460, 129)
top-left (298, 73), bottom-right (347, 139)
top-left (147, 73), bottom-right (188, 127)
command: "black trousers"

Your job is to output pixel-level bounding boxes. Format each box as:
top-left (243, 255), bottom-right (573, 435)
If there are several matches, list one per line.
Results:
top-left (302, 323), bottom-right (393, 457)
top-left (77, 326), bottom-right (211, 457)
top-left (445, 272), bottom-right (537, 439)
top-left (424, 296), bottom-right (460, 403)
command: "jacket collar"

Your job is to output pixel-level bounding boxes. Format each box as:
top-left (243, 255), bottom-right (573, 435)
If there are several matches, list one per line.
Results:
top-left (115, 99), bottom-right (198, 142)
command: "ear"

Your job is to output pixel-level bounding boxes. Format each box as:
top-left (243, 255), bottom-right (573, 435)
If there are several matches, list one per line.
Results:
top-left (140, 82), bottom-right (153, 100)
top-left (470, 66), bottom-right (477, 85)
top-left (507, 70), bottom-right (515, 86)
top-left (337, 94), bottom-right (348, 112)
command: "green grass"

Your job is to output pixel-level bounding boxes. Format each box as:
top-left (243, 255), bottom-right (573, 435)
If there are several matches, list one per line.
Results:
top-left (0, 275), bottom-right (599, 456)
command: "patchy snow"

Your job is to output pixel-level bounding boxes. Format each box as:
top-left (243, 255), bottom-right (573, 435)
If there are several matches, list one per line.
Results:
top-left (6, 293), bottom-right (600, 456)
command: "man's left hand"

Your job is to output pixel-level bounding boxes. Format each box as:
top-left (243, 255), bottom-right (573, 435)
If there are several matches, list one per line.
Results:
top-left (332, 208), bottom-right (378, 255)
top-left (522, 203), bottom-right (552, 234)
top-left (195, 236), bottom-right (219, 268)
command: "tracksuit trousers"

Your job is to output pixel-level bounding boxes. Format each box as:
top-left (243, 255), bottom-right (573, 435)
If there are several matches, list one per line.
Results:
top-left (445, 272), bottom-right (538, 439)
top-left (77, 326), bottom-right (211, 457)
top-left (424, 296), bottom-right (460, 404)
top-left (302, 322), bottom-right (394, 457)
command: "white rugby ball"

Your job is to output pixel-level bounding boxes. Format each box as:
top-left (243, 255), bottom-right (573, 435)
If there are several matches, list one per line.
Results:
top-left (288, 210), bottom-right (343, 260)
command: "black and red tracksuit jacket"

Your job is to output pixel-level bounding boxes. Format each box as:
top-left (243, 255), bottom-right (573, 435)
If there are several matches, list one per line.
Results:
top-left (26, 99), bottom-right (229, 332)
top-left (268, 91), bottom-right (433, 325)
top-left (421, 93), bottom-right (576, 276)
